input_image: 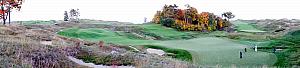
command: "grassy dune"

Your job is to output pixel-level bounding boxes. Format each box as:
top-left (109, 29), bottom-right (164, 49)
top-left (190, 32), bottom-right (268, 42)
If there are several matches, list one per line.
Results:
top-left (232, 21), bottom-right (266, 33)
top-left (268, 30), bottom-right (300, 66)
top-left (57, 28), bottom-right (156, 45)
top-left (140, 24), bottom-right (190, 40)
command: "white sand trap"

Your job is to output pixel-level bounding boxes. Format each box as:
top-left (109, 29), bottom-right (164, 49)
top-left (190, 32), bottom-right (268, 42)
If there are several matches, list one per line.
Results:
top-left (40, 41), bottom-right (52, 45)
top-left (129, 46), bottom-right (140, 52)
top-left (67, 56), bottom-right (135, 68)
top-left (146, 48), bottom-right (165, 56)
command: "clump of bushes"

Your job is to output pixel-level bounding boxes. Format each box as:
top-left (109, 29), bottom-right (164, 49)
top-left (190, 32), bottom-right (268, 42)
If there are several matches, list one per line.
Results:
top-left (152, 4), bottom-right (232, 31)
top-left (76, 50), bottom-right (134, 66)
top-left (0, 35), bottom-right (83, 68)
top-left (160, 18), bottom-right (175, 27)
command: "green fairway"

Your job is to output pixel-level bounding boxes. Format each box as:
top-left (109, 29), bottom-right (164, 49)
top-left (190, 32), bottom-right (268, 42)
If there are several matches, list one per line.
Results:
top-left (57, 28), bottom-right (156, 45)
top-left (154, 37), bottom-right (277, 67)
top-left (22, 20), bottom-right (56, 25)
top-left (232, 21), bottom-right (266, 33)
top-left (139, 24), bottom-right (193, 40)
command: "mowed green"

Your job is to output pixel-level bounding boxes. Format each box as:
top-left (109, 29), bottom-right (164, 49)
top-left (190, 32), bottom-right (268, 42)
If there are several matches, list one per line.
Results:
top-left (232, 21), bottom-right (266, 33)
top-left (155, 37), bottom-right (277, 67)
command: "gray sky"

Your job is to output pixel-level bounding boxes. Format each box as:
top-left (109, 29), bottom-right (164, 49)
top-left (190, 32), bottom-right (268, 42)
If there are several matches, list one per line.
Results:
top-left (11, 0), bottom-right (300, 23)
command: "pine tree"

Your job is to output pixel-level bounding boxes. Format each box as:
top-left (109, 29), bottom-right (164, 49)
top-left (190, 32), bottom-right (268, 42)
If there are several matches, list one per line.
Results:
top-left (64, 11), bottom-right (69, 21)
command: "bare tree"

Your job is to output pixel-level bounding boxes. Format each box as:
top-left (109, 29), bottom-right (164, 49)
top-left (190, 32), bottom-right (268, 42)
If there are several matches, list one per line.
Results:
top-left (69, 9), bottom-right (80, 23)
top-left (222, 12), bottom-right (235, 21)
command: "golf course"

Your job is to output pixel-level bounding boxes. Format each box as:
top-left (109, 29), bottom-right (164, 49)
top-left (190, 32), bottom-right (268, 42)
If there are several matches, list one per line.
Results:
top-left (1, 0), bottom-right (300, 67)
top-left (57, 22), bottom-right (277, 67)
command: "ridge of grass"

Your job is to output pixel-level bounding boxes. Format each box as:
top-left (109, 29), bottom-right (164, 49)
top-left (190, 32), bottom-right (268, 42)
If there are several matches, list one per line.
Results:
top-left (57, 28), bottom-right (156, 45)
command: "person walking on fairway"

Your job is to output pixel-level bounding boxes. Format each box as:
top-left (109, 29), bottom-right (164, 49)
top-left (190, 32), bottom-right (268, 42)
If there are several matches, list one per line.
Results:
top-left (255, 45), bottom-right (258, 52)
top-left (244, 48), bottom-right (247, 52)
top-left (240, 51), bottom-right (243, 59)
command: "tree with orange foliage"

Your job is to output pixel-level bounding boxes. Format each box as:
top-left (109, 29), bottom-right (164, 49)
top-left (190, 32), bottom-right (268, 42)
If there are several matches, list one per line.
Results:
top-left (189, 7), bottom-right (198, 21)
top-left (199, 12), bottom-right (209, 30)
top-left (152, 11), bottom-right (161, 24)
top-left (176, 9), bottom-right (184, 20)
top-left (1, 0), bottom-right (24, 25)
top-left (217, 17), bottom-right (224, 30)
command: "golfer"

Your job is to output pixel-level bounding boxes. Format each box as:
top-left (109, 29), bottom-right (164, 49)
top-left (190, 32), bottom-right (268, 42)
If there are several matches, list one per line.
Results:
top-left (240, 51), bottom-right (243, 59)
top-left (255, 45), bottom-right (257, 52)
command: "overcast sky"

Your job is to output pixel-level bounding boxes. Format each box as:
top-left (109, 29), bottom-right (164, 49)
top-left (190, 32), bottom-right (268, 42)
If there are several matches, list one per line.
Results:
top-left (10, 0), bottom-right (300, 23)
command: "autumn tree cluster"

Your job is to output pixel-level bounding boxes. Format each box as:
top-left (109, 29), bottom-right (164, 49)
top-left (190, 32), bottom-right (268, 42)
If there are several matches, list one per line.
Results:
top-left (1, 0), bottom-right (25, 25)
top-left (152, 4), bottom-right (234, 31)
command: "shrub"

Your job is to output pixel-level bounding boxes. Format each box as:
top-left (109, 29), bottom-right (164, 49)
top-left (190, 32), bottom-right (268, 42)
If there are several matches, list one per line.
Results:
top-left (160, 18), bottom-right (175, 27)
top-left (76, 50), bottom-right (134, 66)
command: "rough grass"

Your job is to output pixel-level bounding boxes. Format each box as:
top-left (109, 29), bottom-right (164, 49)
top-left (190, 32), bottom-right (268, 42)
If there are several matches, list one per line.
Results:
top-left (268, 30), bottom-right (300, 67)
top-left (0, 25), bottom-right (88, 68)
top-left (0, 35), bottom-right (84, 68)
top-left (141, 45), bottom-right (193, 62)
top-left (76, 50), bottom-right (134, 66)
top-left (74, 45), bottom-right (197, 68)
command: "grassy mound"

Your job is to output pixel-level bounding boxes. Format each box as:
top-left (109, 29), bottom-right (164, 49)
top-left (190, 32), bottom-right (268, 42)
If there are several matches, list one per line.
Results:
top-left (232, 21), bottom-right (265, 33)
top-left (141, 45), bottom-right (193, 62)
top-left (57, 24), bottom-right (196, 45)
top-left (22, 20), bottom-right (56, 25)
top-left (139, 24), bottom-right (194, 40)
top-left (76, 51), bottom-right (134, 66)
top-left (57, 28), bottom-right (156, 45)
top-left (0, 35), bottom-right (84, 68)
top-left (269, 30), bottom-right (300, 66)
